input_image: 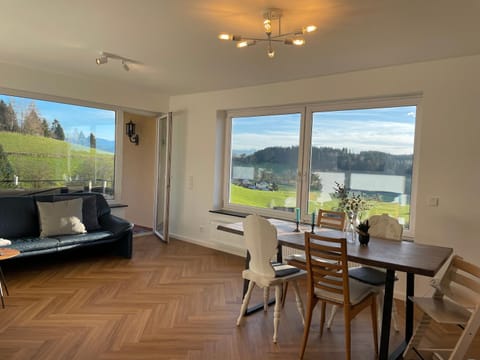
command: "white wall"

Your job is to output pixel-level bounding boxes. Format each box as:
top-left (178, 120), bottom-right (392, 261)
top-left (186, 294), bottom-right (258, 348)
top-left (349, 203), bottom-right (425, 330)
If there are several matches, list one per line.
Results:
top-left (169, 54), bottom-right (480, 297)
top-left (0, 61), bottom-right (169, 112)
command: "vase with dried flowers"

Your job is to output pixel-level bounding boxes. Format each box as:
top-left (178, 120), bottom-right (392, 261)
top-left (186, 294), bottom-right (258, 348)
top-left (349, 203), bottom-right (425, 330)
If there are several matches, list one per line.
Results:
top-left (334, 182), bottom-right (371, 243)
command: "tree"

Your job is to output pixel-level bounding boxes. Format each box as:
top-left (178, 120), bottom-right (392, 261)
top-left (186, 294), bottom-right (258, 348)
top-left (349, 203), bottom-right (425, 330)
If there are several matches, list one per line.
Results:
top-left (22, 103), bottom-right (43, 135)
top-left (89, 132), bottom-right (96, 149)
top-left (41, 119), bottom-right (51, 137)
top-left (0, 144), bottom-right (14, 186)
top-left (50, 119), bottom-right (65, 140)
top-left (0, 101), bottom-right (18, 132)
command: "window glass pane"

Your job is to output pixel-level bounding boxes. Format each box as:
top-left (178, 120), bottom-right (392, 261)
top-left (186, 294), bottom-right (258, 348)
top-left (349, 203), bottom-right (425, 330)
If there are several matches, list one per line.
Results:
top-left (0, 94), bottom-right (116, 198)
top-left (309, 106), bottom-right (416, 229)
top-left (230, 113), bottom-right (301, 212)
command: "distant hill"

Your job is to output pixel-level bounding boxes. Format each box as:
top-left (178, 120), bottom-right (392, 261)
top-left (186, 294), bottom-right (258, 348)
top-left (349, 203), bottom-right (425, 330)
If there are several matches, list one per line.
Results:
top-left (233, 146), bottom-right (413, 176)
top-left (95, 138), bottom-right (115, 153)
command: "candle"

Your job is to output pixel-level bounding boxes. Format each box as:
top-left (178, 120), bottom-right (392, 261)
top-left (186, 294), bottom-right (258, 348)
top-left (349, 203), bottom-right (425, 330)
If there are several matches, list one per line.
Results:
top-left (295, 208), bottom-right (300, 223)
top-left (311, 212), bottom-right (315, 225)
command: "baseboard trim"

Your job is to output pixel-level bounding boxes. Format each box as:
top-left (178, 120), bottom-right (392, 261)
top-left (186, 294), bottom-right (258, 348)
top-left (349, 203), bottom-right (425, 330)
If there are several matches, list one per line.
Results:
top-left (170, 233), bottom-right (245, 257)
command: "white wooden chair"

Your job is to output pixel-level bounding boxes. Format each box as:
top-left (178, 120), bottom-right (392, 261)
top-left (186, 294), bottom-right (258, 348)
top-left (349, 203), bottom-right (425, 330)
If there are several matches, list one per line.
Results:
top-left (403, 255), bottom-right (480, 360)
top-left (299, 232), bottom-right (378, 360)
top-left (236, 214), bottom-right (305, 343)
top-left (327, 214), bottom-right (403, 331)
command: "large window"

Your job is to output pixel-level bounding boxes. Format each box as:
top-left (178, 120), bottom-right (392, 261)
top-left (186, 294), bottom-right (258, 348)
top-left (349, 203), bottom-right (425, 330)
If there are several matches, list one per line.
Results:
top-left (224, 97), bottom-right (418, 236)
top-left (0, 93), bottom-right (116, 198)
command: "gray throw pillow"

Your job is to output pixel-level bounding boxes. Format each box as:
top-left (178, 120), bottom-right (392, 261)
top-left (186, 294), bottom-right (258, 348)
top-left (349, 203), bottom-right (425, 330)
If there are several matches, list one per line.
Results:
top-left (36, 198), bottom-right (86, 237)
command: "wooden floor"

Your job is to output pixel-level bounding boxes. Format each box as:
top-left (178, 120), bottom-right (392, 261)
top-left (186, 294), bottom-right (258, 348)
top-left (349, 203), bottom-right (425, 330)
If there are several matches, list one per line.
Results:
top-left (0, 235), bottom-right (478, 359)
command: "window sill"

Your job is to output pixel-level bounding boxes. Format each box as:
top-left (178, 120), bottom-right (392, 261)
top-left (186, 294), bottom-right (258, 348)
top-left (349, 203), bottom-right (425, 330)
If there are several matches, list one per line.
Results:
top-left (209, 209), bottom-right (248, 218)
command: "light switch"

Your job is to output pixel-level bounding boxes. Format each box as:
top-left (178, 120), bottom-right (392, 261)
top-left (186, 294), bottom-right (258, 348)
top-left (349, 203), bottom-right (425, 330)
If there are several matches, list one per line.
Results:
top-left (188, 175), bottom-right (194, 190)
top-left (428, 197), bottom-right (439, 207)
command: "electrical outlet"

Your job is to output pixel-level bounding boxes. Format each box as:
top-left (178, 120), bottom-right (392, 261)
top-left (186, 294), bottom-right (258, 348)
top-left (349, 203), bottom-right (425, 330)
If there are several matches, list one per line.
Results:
top-left (428, 197), bottom-right (439, 207)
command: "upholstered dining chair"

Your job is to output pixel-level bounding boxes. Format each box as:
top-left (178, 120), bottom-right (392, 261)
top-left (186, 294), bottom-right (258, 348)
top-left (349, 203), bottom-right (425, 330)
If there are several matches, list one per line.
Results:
top-left (403, 255), bottom-right (480, 360)
top-left (236, 214), bottom-right (305, 343)
top-left (299, 232), bottom-right (378, 360)
top-left (327, 214), bottom-right (403, 331)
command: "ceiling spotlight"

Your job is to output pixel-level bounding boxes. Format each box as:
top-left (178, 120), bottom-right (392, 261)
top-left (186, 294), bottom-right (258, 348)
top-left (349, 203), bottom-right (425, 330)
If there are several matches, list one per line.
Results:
top-left (96, 56), bottom-right (108, 65)
top-left (217, 8), bottom-right (317, 58)
top-left (122, 60), bottom-right (130, 72)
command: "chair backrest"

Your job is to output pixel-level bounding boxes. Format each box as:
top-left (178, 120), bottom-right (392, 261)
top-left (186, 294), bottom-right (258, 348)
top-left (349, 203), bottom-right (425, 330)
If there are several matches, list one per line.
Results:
top-left (317, 209), bottom-right (346, 231)
top-left (243, 214), bottom-right (277, 278)
top-left (304, 232), bottom-right (350, 305)
top-left (433, 255), bottom-right (480, 309)
top-left (368, 214), bottom-right (403, 240)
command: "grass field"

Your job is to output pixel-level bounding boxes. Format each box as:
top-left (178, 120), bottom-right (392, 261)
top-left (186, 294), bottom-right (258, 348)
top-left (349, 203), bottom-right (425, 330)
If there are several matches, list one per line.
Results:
top-left (230, 183), bottom-right (410, 226)
top-left (0, 132), bottom-right (114, 189)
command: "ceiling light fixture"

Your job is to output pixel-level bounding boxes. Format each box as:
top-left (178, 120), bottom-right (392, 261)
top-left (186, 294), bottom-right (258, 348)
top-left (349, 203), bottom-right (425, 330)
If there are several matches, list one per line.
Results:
top-left (95, 52), bottom-right (134, 72)
top-left (218, 8), bottom-right (317, 59)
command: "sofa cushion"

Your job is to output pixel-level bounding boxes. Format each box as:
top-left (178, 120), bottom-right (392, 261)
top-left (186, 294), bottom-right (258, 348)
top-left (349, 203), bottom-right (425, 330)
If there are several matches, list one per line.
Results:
top-left (7, 236), bottom-right (60, 253)
top-left (55, 231), bottom-right (114, 246)
top-left (0, 197), bottom-right (39, 238)
top-left (37, 198), bottom-right (86, 237)
top-left (47, 195), bottom-right (101, 232)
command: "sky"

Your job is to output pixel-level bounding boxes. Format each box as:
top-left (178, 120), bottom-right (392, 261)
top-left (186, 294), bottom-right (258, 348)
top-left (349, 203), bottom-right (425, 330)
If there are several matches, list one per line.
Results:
top-left (232, 106), bottom-right (416, 155)
top-left (0, 94), bottom-right (116, 141)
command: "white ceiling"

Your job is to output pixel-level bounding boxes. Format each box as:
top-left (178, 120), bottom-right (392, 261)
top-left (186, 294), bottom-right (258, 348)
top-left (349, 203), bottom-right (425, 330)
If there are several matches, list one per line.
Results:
top-left (1, 0), bottom-right (480, 96)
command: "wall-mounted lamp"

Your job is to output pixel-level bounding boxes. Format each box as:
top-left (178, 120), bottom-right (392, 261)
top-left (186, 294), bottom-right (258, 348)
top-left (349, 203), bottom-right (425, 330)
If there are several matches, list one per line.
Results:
top-left (125, 120), bottom-right (139, 145)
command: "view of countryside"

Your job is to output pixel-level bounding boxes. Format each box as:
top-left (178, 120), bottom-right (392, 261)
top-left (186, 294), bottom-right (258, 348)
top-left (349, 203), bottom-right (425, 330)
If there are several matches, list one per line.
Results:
top-left (0, 94), bottom-right (115, 197)
top-left (230, 106), bottom-right (416, 227)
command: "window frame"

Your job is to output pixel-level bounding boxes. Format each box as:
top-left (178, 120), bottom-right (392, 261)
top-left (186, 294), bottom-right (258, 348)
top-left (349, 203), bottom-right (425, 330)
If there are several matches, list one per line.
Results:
top-left (223, 105), bottom-right (306, 219)
top-left (223, 94), bottom-right (421, 238)
top-left (0, 87), bottom-right (122, 201)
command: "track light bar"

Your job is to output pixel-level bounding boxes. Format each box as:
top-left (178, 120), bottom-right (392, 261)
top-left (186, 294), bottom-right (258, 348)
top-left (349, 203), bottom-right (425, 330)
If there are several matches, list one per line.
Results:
top-left (95, 52), bottom-right (135, 72)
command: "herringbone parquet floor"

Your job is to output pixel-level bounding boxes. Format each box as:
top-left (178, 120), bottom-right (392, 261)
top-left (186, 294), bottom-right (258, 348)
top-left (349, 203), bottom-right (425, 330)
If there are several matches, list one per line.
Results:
top-left (0, 235), bottom-right (478, 360)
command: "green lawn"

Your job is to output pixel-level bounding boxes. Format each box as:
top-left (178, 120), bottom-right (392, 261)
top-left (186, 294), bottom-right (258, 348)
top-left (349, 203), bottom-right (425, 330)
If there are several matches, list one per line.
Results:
top-left (0, 132), bottom-right (114, 188)
top-left (230, 184), bottom-right (410, 226)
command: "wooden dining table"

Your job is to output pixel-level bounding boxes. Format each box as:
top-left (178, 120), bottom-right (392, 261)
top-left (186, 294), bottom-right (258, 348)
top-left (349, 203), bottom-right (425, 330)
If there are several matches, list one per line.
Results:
top-left (217, 218), bottom-right (453, 360)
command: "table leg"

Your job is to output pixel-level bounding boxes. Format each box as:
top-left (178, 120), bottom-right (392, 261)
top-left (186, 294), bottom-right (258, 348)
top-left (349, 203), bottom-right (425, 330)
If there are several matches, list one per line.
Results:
top-left (405, 273), bottom-right (415, 342)
top-left (379, 269), bottom-right (396, 360)
top-left (0, 265), bottom-right (10, 296)
top-left (387, 272), bottom-right (415, 360)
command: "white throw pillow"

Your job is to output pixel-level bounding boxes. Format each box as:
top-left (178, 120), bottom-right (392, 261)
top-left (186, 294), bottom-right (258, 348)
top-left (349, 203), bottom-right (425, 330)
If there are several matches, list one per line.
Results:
top-left (37, 198), bottom-right (86, 237)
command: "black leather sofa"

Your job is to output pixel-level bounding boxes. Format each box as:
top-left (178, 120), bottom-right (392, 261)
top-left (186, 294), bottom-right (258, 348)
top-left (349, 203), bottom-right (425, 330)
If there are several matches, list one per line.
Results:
top-left (0, 193), bottom-right (133, 259)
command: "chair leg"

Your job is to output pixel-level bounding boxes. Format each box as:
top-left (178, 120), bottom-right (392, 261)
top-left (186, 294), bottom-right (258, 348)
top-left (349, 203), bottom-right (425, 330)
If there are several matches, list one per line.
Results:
top-left (377, 291), bottom-right (400, 332)
top-left (449, 306), bottom-right (480, 360)
top-left (326, 304), bottom-right (338, 328)
top-left (403, 312), bottom-right (431, 358)
top-left (291, 280), bottom-right (305, 325)
top-left (273, 285), bottom-right (282, 343)
top-left (319, 302), bottom-right (326, 336)
top-left (282, 281), bottom-right (289, 308)
top-left (299, 294), bottom-right (318, 360)
top-left (264, 287), bottom-right (269, 312)
top-left (392, 300), bottom-right (400, 332)
top-left (344, 308), bottom-right (352, 360)
top-left (237, 280), bottom-right (255, 326)
top-left (371, 296), bottom-right (379, 355)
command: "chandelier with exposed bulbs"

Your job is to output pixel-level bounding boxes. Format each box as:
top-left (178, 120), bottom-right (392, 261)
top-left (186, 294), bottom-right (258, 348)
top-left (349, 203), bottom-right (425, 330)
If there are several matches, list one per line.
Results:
top-left (218, 8), bottom-right (317, 59)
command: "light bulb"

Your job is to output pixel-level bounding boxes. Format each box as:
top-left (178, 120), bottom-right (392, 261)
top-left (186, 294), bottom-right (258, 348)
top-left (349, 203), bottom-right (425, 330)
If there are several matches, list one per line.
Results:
top-left (268, 48), bottom-right (275, 58)
top-left (264, 19), bottom-right (272, 34)
top-left (218, 33), bottom-right (233, 41)
top-left (293, 38), bottom-right (305, 46)
top-left (237, 40), bottom-right (256, 48)
top-left (304, 25), bottom-right (317, 33)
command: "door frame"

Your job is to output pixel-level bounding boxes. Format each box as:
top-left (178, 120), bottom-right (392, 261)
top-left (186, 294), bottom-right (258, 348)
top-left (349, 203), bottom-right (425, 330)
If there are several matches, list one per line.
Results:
top-left (153, 112), bottom-right (172, 243)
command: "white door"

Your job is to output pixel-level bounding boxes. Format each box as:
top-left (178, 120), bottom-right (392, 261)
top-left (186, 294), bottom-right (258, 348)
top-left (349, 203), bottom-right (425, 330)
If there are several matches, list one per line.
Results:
top-left (154, 112), bottom-right (172, 243)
